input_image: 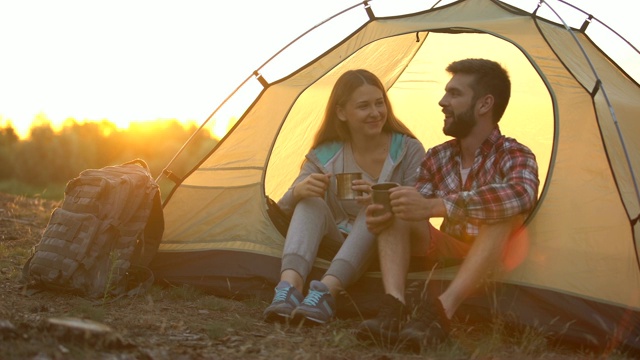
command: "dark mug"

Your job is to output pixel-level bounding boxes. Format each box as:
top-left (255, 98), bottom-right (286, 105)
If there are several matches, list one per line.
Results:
top-left (371, 182), bottom-right (399, 215)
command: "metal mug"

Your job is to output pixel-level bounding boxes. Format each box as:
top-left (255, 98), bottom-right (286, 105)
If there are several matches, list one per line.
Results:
top-left (336, 172), bottom-right (362, 200)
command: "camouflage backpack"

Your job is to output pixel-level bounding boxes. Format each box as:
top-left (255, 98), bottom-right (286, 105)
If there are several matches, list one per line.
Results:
top-left (22, 159), bottom-right (164, 299)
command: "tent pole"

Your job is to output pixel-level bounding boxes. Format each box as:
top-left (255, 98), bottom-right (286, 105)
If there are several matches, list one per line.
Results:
top-left (542, 0), bottom-right (640, 210)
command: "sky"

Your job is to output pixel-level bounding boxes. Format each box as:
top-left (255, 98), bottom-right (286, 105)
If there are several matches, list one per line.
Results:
top-left (1, 0), bottom-right (638, 139)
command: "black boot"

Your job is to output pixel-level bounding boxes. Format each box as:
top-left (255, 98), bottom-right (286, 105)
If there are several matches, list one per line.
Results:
top-left (399, 297), bottom-right (450, 351)
top-left (356, 294), bottom-right (408, 345)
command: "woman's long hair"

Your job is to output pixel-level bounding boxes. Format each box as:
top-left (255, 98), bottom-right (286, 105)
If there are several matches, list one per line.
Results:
top-left (311, 69), bottom-right (416, 149)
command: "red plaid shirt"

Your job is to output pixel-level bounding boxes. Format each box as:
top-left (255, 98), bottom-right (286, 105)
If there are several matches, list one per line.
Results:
top-left (416, 127), bottom-right (539, 241)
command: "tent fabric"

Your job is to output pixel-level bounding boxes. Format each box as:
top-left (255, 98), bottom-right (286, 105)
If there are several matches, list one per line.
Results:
top-left (150, 0), bottom-right (640, 352)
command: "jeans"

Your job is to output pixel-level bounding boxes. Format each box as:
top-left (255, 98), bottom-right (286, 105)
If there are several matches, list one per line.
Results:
top-left (280, 197), bottom-right (376, 287)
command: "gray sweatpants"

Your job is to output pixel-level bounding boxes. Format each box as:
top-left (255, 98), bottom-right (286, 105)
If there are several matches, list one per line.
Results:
top-left (280, 197), bottom-right (376, 288)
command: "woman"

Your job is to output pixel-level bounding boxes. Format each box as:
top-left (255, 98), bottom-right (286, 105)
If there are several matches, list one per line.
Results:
top-left (263, 69), bottom-right (425, 324)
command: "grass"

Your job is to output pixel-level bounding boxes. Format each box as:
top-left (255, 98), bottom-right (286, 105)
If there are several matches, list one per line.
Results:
top-left (102, 251), bottom-right (121, 304)
top-left (6, 280), bottom-right (638, 359)
top-left (66, 299), bottom-right (107, 322)
top-left (2, 192), bottom-right (639, 359)
top-left (0, 180), bottom-right (65, 201)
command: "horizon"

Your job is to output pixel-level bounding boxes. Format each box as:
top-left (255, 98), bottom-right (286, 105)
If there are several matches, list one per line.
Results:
top-left (0, 115), bottom-right (231, 141)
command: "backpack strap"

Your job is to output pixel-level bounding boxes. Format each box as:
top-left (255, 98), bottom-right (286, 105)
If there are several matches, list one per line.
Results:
top-left (122, 158), bottom-right (150, 171)
top-left (126, 265), bottom-right (155, 296)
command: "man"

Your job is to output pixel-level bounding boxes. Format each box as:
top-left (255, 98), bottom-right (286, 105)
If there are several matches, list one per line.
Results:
top-left (358, 58), bottom-right (540, 350)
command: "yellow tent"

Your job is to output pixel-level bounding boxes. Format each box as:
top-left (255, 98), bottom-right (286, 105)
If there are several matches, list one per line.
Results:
top-left (151, 0), bottom-right (640, 351)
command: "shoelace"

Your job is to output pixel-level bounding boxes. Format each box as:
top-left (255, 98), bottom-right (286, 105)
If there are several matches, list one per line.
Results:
top-left (302, 289), bottom-right (324, 306)
top-left (416, 306), bottom-right (438, 323)
top-left (413, 300), bottom-right (448, 331)
top-left (272, 287), bottom-right (289, 303)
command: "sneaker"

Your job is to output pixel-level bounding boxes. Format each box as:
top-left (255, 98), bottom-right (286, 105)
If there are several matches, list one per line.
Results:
top-left (263, 281), bottom-right (304, 323)
top-left (291, 280), bottom-right (336, 324)
top-left (399, 297), bottom-right (450, 351)
top-left (356, 294), bottom-right (408, 344)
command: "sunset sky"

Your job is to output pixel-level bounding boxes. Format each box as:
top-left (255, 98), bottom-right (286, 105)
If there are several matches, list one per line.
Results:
top-left (1, 0), bottom-right (637, 139)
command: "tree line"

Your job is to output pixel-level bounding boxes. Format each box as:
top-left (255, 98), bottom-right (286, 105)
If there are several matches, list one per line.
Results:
top-left (0, 119), bottom-right (217, 198)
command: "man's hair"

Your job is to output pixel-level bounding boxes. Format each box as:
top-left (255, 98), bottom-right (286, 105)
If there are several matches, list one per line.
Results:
top-left (446, 58), bottom-right (511, 123)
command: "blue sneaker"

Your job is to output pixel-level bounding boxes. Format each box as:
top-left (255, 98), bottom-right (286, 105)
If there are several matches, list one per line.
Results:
top-left (263, 281), bottom-right (304, 323)
top-left (292, 280), bottom-right (336, 324)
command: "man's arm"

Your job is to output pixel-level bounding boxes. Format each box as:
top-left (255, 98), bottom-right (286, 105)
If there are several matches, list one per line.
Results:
top-left (389, 186), bottom-right (446, 221)
top-left (365, 185), bottom-right (444, 234)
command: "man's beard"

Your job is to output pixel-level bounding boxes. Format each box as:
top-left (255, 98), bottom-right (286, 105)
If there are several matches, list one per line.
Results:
top-left (443, 106), bottom-right (476, 138)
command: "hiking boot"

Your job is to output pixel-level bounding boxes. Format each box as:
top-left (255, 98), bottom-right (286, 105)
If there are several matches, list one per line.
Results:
top-left (263, 281), bottom-right (304, 323)
top-left (356, 294), bottom-right (408, 344)
top-left (291, 280), bottom-right (336, 324)
top-left (399, 297), bottom-right (450, 351)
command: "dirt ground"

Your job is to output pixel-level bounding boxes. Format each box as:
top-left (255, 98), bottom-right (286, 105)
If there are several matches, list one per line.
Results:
top-left (0, 193), bottom-right (631, 360)
top-left (0, 193), bottom-right (429, 359)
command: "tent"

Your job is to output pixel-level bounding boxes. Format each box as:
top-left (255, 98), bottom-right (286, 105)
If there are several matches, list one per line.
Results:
top-left (149, 0), bottom-right (640, 352)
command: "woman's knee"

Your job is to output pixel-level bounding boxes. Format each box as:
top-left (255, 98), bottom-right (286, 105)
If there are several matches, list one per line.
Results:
top-left (292, 197), bottom-right (333, 222)
top-left (295, 197), bottom-right (329, 213)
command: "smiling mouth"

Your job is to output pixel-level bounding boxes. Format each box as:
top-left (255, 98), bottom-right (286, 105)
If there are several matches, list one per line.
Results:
top-left (442, 109), bottom-right (453, 121)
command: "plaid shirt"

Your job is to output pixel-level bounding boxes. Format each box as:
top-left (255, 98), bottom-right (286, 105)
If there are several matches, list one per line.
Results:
top-left (416, 127), bottom-right (539, 241)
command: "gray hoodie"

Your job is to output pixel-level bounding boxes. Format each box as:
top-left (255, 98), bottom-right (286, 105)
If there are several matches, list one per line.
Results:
top-left (278, 132), bottom-right (426, 233)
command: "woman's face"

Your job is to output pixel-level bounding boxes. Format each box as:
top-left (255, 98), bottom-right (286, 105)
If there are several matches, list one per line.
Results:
top-left (336, 84), bottom-right (387, 138)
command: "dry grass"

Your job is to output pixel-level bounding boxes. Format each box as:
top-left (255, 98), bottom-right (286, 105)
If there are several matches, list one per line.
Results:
top-left (0, 192), bottom-right (635, 359)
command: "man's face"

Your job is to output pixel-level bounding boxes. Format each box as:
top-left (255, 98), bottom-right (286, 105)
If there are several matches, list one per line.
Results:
top-left (438, 73), bottom-right (477, 139)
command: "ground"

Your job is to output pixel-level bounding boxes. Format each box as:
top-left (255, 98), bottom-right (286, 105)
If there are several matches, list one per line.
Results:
top-left (0, 193), bottom-right (630, 359)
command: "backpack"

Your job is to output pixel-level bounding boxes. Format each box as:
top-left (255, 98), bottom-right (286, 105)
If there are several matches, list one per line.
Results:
top-left (22, 159), bottom-right (164, 300)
